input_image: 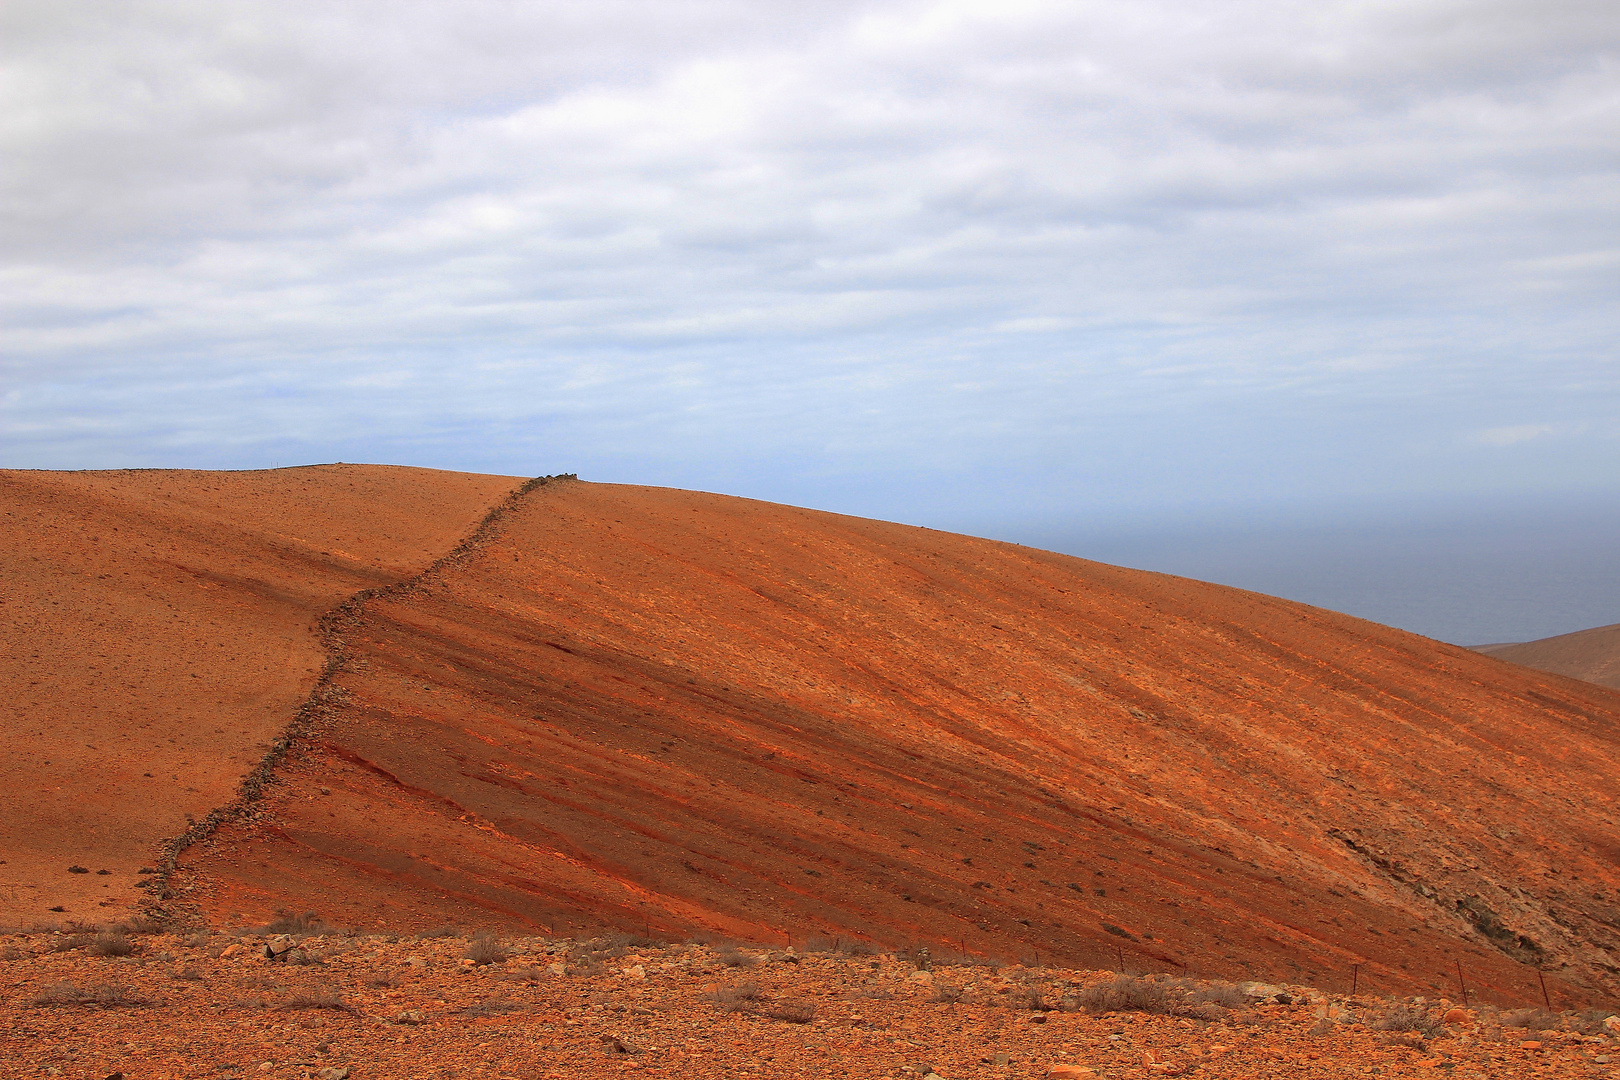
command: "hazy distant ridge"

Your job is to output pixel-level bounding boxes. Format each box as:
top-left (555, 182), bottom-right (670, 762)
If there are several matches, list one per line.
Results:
top-left (1473, 622), bottom-right (1620, 690)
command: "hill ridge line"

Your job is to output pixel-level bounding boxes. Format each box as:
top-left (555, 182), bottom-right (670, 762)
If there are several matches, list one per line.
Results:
top-left (143, 472), bottom-right (578, 923)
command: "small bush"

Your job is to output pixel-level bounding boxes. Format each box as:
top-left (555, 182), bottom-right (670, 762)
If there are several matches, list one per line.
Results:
top-left (31, 982), bottom-right (151, 1008)
top-left (1568, 1009), bottom-right (1618, 1035)
top-left (715, 945), bottom-right (757, 968)
top-left (1073, 975), bottom-right (1170, 1015)
top-left (50, 933), bottom-right (96, 953)
top-left (89, 932), bottom-right (135, 957)
top-left (568, 959), bottom-right (604, 977)
top-left (114, 916), bottom-right (166, 935)
top-left (1010, 983), bottom-right (1052, 1011)
top-left (464, 934), bottom-right (507, 966)
top-left (929, 985), bottom-right (965, 1004)
top-left (1499, 1007), bottom-right (1561, 1032)
top-left (765, 1001), bottom-right (817, 1023)
top-left (172, 966), bottom-right (204, 982)
top-left (460, 996), bottom-right (524, 1017)
top-left (263, 910), bottom-right (323, 935)
top-left (802, 936), bottom-right (837, 954)
top-left (1189, 982), bottom-right (1248, 1008)
top-left (280, 990), bottom-right (351, 1011)
top-left (495, 965), bottom-right (547, 984)
top-left (712, 982), bottom-right (764, 1011)
top-left (1376, 1004), bottom-right (1444, 1037)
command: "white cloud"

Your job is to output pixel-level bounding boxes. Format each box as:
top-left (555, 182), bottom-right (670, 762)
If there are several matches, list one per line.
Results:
top-left (2, 0), bottom-right (1617, 519)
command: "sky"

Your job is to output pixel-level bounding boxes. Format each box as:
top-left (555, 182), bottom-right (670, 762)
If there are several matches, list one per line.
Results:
top-left (4, 1), bottom-right (1618, 643)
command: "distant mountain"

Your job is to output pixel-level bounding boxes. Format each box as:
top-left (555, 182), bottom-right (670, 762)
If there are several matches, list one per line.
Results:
top-left (1473, 623), bottom-right (1620, 690)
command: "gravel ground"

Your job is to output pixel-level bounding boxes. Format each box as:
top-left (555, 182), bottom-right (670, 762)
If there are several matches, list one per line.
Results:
top-left (1, 932), bottom-right (1614, 1079)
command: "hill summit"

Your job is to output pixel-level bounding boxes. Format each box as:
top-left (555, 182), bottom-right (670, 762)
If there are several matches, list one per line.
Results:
top-left (4, 468), bottom-right (1617, 1008)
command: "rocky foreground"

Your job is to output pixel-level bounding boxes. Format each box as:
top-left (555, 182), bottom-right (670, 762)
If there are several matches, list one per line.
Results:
top-left (2, 927), bottom-right (1615, 1079)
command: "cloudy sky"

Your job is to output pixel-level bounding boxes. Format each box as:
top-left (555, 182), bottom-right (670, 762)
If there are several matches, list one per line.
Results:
top-left (5, 1), bottom-right (1618, 640)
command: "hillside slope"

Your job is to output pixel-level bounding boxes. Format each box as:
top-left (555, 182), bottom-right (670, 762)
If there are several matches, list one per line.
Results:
top-left (171, 480), bottom-right (1620, 1007)
top-left (1475, 623), bottom-right (1620, 691)
top-left (0, 465), bottom-right (521, 924)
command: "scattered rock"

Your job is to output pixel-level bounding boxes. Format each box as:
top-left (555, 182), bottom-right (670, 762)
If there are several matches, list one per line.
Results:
top-left (547, 962), bottom-right (567, 976)
top-left (622, 964), bottom-right (646, 979)
top-left (1047, 1067), bottom-right (1098, 1079)
top-left (315, 1068), bottom-right (350, 1080)
top-left (394, 1009), bottom-right (423, 1025)
top-left (601, 1034), bottom-right (642, 1055)
top-left (219, 944), bottom-right (243, 958)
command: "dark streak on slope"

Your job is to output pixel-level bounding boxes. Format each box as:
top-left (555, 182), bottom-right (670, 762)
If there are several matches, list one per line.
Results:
top-left (144, 474), bottom-right (577, 923)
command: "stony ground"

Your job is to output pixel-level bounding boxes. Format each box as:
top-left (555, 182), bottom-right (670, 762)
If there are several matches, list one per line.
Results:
top-left (2, 930), bottom-right (1615, 1080)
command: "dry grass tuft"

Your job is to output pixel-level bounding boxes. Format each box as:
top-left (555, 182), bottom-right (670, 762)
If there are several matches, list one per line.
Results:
top-left (1073, 974), bottom-right (1170, 1014)
top-left (279, 990), bottom-right (352, 1011)
top-left (463, 934), bottom-right (507, 966)
top-left (89, 931), bottom-right (136, 957)
top-left (715, 945), bottom-right (757, 968)
top-left (262, 910), bottom-right (324, 935)
top-left (764, 1001), bottom-right (817, 1023)
top-left (31, 982), bottom-right (152, 1008)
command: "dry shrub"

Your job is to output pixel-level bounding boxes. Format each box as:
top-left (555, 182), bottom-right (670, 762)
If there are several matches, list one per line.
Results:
top-left (51, 933), bottom-right (96, 953)
top-left (172, 966), bottom-right (205, 982)
top-left (928, 985), bottom-right (965, 1004)
top-left (765, 1001), bottom-right (817, 1023)
top-left (0, 945), bottom-right (27, 961)
top-left (1009, 982), bottom-right (1053, 1011)
top-left (263, 910), bottom-right (323, 935)
top-left (419, 924), bottom-right (461, 939)
top-left (715, 945), bottom-right (757, 968)
top-left (1499, 1007), bottom-right (1561, 1032)
top-left (802, 936), bottom-right (837, 954)
top-left (1189, 982), bottom-right (1248, 1008)
top-left (31, 982), bottom-right (151, 1008)
top-left (712, 982), bottom-right (764, 1011)
top-left (1073, 975), bottom-right (1170, 1015)
top-left (279, 990), bottom-right (351, 1011)
top-left (568, 959), bottom-right (604, 977)
top-left (113, 916), bottom-right (166, 935)
top-left (463, 934), bottom-right (507, 967)
top-left (495, 965), bottom-right (547, 984)
top-left (1568, 1009), bottom-right (1618, 1035)
top-left (460, 996), bottom-right (525, 1017)
top-left (89, 931), bottom-right (135, 957)
top-left (1375, 1004), bottom-right (1444, 1037)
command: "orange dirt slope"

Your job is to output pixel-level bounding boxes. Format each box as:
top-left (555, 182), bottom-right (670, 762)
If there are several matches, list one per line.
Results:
top-left (172, 480), bottom-right (1620, 1008)
top-left (0, 465), bottom-right (521, 925)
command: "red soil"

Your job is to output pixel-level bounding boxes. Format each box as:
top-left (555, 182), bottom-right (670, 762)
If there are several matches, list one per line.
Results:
top-left (1475, 623), bottom-right (1620, 691)
top-left (151, 479), bottom-right (1620, 1008)
top-left (0, 465), bottom-right (521, 925)
top-left (3, 931), bottom-right (1613, 1080)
